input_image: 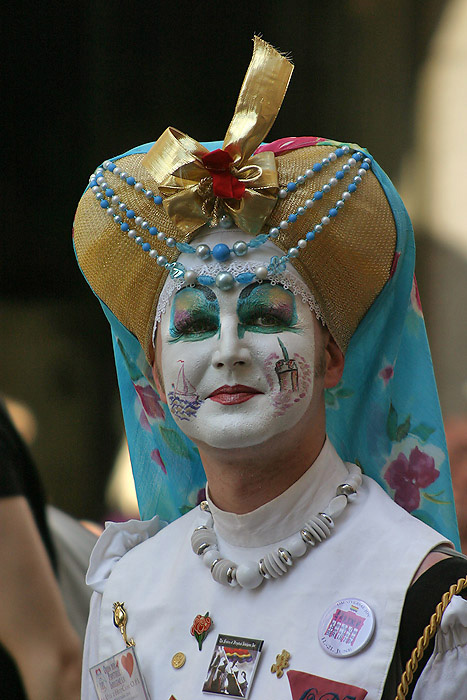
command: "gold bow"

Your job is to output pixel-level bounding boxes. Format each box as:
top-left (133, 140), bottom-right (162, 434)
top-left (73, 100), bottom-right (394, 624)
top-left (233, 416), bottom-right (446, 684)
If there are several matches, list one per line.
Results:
top-left (142, 37), bottom-right (293, 236)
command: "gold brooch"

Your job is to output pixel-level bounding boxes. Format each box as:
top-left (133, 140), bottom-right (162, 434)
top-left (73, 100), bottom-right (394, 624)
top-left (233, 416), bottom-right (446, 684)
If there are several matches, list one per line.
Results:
top-left (112, 602), bottom-right (135, 648)
top-left (271, 649), bottom-right (291, 678)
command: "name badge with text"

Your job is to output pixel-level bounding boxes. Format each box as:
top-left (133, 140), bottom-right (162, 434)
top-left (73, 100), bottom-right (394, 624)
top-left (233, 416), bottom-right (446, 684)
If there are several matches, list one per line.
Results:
top-left (90, 646), bottom-right (150, 700)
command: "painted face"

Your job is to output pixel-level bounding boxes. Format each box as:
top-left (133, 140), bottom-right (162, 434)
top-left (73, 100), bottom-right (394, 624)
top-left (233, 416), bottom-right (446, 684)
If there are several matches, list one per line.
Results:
top-left (158, 279), bottom-right (320, 449)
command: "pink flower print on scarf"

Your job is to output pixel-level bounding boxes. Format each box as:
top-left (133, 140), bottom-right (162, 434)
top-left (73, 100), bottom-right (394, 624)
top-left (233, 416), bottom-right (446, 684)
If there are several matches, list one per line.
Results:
top-left (379, 365), bottom-right (394, 386)
top-left (133, 383), bottom-right (165, 421)
top-left (385, 445), bottom-right (440, 512)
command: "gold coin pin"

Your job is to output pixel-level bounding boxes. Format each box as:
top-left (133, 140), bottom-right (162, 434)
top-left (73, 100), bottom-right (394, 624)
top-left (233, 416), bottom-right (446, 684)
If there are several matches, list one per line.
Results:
top-left (171, 652), bottom-right (186, 669)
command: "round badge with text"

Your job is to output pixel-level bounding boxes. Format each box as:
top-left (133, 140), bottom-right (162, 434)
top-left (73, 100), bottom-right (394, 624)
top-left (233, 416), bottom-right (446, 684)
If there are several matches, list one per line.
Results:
top-left (318, 598), bottom-right (375, 657)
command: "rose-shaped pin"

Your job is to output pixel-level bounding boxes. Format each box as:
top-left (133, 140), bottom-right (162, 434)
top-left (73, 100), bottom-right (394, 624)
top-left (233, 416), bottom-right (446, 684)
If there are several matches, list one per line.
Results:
top-left (190, 612), bottom-right (212, 650)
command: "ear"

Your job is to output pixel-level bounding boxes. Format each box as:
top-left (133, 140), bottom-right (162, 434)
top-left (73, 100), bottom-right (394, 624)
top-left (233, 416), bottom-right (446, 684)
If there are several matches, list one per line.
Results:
top-left (151, 330), bottom-right (167, 403)
top-left (323, 333), bottom-right (345, 389)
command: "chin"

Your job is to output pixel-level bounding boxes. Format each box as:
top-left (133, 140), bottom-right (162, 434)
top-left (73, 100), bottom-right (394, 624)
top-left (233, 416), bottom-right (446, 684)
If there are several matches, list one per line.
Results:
top-left (175, 400), bottom-right (310, 450)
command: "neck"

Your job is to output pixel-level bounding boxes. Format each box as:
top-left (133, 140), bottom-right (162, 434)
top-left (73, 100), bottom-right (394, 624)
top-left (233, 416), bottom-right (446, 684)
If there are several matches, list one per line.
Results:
top-left (197, 404), bottom-right (326, 514)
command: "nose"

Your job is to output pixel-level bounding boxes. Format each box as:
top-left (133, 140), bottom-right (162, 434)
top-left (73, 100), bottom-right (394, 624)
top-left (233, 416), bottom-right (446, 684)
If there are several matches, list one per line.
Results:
top-left (211, 320), bottom-right (251, 370)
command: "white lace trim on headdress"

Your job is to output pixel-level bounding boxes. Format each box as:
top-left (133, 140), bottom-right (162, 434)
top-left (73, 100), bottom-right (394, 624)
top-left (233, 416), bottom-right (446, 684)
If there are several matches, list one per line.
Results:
top-left (153, 262), bottom-right (323, 343)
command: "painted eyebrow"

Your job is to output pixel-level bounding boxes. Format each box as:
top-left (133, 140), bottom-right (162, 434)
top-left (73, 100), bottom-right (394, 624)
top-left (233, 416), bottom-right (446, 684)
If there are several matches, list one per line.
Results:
top-left (237, 281), bottom-right (296, 311)
top-left (238, 281), bottom-right (264, 301)
top-left (173, 284), bottom-right (218, 303)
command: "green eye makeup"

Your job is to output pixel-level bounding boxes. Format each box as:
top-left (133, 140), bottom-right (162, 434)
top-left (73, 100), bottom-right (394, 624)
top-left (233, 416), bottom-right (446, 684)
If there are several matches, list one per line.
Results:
top-left (169, 286), bottom-right (220, 342)
top-left (237, 283), bottom-right (301, 335)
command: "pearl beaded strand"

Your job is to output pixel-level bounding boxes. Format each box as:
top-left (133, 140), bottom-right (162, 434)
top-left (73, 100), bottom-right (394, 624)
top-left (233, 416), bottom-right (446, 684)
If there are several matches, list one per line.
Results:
top-left (89, 146), bottom-right (371, 291)
top-left (191, 463), bottom-right (363, 590)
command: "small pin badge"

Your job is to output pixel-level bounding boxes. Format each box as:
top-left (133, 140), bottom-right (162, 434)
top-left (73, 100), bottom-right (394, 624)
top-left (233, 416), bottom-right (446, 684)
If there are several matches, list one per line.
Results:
top-left (271, 649), bottom-right (291, 678)
top-left (113, 602), bottom-right (135, 648)
top-left (171, 652), bottom-right (186, 669)
top-left (318, 598), bottom-right (375, 657)
top-left (191, 612), bottom-right (212, 651)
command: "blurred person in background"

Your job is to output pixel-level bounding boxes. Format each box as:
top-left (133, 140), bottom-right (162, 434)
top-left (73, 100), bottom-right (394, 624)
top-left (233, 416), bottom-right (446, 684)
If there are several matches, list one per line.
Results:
top-left (0, 396), bottom-right (82, 699)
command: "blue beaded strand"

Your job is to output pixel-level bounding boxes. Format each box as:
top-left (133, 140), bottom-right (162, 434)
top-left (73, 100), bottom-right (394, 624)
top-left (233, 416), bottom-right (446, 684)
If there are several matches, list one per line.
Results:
top-left (89, 147), bottom-right (372, 290)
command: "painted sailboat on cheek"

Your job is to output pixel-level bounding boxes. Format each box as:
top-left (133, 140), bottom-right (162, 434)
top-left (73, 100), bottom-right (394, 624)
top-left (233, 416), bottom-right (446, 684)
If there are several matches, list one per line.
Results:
top-left (168, 360), bottom-right (203, 421)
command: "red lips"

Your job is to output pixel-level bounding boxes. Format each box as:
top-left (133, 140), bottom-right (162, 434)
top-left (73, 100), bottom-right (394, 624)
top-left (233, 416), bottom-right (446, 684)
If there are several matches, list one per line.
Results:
top-left (207, 384), bottom-right (263, 405)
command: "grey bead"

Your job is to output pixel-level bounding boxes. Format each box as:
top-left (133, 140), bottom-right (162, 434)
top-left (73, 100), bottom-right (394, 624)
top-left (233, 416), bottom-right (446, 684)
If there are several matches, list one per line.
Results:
top-left (215, 272), bottom-right (235, 291)
top-left (219, 214), bottom-right (233, 229)
top-left (196, 244), bottom-right (211, 260)
top-left (233, 241), bottom-right (248, 256)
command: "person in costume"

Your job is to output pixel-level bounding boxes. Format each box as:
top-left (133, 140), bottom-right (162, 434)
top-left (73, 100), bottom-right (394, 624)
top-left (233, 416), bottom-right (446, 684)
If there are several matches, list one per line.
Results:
top-left (74, 38), bottom-right (467, 700)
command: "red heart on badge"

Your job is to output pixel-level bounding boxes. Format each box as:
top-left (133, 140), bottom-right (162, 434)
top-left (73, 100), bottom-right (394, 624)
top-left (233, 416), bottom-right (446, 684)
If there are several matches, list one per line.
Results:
top-left (121, 652), bottom-right (134, 678)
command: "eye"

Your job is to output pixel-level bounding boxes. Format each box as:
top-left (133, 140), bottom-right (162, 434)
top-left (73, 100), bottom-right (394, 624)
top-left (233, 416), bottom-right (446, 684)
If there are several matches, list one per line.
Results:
top-left (174, 315), bottom-right (218, 336)
top-left (168, 285), bottom-right (220, 342)
top-left (237, 283), bottom-right (302, 335)
top-left (245, 310), bottom-right (289, 327)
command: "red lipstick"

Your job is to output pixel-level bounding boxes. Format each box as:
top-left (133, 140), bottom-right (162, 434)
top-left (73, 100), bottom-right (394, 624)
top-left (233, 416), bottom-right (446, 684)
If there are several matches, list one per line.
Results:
top-left (207, 384), bottom-right (263, 405)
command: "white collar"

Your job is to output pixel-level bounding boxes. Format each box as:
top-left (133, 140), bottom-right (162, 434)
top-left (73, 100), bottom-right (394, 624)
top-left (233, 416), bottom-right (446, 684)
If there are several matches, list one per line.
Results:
top-left (206, 437), bottom-right (351, 548)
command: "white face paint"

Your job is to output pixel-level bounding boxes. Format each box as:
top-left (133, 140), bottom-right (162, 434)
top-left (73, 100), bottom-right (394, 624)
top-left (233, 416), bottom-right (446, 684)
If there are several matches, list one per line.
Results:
top-left (157, 229), bottom-right (320, 449)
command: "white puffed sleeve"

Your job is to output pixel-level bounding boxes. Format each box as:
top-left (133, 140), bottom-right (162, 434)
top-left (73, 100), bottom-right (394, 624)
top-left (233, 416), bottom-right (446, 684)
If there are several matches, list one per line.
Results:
top-left (412, 594), bottom-right (467, 700)
top-left (86, 515), bottom-right (163, 593)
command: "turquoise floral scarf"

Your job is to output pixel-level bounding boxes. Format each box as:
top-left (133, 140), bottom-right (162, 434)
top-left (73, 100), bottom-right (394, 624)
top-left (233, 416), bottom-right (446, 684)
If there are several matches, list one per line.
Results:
top-left (78, 139), bottom-right (460, 549)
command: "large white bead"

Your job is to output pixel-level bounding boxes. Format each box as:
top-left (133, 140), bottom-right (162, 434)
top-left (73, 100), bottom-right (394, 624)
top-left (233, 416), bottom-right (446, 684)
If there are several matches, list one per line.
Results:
top-left (348, 464), bottom-right (363, 488)
top-left (303, 514), bottom-right (331, 542)
top-left (236, 562), bottom-right (263, 589)
top-left (203, 549), bottom-right (219, 568)
top-left (287, 532), bottom-right (307, 558)
top-left (327, 494), bottom-right (348, 519)
top-left (212, 559), bottom-right (238, 586)
top-left (191, 527), bottom-right (217, 554)
top-left (263, 550), bottom-right (287, 578)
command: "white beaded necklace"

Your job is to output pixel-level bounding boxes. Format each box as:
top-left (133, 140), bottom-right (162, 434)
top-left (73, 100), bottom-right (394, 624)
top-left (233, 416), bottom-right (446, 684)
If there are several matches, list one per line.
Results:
top-left (191, 463), bottom-right (363, 589)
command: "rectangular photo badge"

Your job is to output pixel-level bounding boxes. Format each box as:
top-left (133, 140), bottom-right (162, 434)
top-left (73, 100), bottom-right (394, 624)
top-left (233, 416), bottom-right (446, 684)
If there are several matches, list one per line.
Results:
top-left (90, 646), bottom-right (151, 700)
top-left (202, 634), bottom-right (264, 698)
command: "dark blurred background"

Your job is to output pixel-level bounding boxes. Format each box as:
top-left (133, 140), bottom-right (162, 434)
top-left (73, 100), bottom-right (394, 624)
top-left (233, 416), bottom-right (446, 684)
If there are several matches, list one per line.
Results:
top-left (2, 0), bottom-right (466, 522)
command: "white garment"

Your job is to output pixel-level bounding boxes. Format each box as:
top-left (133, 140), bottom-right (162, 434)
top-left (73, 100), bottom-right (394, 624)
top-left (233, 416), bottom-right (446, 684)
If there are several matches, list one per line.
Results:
top-left (412, 594), bottom-right (467, 700)
top-left (81, 440), bottom-right (464, 700)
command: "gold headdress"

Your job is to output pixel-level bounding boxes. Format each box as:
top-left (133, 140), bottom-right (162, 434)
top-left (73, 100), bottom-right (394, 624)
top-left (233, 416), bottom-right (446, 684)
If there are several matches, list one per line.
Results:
top-left (74, 37), bottom-right (396, 361)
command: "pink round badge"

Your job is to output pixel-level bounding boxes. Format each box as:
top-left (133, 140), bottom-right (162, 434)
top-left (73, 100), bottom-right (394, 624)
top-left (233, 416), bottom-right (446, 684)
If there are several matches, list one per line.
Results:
top-left (318, 598), bottom-right (375, 657)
